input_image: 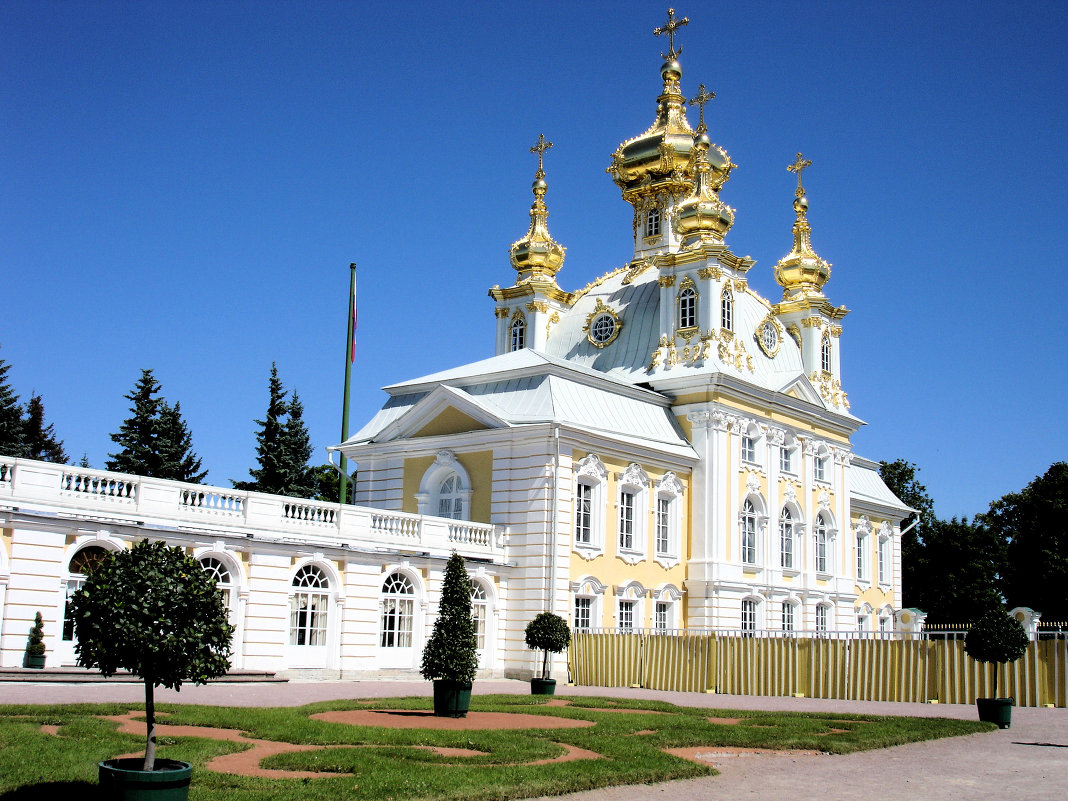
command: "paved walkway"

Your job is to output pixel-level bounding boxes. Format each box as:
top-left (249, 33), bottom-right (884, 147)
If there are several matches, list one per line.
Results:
top-left (2, 679), bottom-right (1064, 800)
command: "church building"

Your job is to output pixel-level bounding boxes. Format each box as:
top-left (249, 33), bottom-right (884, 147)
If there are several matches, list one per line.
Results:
top-left (0, 10), bottom-right (907, 680)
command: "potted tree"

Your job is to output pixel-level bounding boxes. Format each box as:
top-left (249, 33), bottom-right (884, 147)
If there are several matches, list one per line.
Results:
top-left (69, 539), bottom-right (233, 799)
top-left (524, 611), bottom-right (571, 695)
top-left (420, 552), bottom-right (478, 717)
top-left (23, 611), bottom-right (46, 669)
top-left (964, 607), bottom-right (1030, 729)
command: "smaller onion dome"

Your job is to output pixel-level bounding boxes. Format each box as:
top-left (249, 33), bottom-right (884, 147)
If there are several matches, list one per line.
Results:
top-left (672, 132), bottom-right (735, 245)
top-left (509, 134), bottom-right (566, 281)
top-left (774, 153), bottom-right (832, 298)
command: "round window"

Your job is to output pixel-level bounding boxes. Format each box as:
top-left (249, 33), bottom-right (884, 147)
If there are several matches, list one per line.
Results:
top-left (590, 313), bottom-right (617, 345)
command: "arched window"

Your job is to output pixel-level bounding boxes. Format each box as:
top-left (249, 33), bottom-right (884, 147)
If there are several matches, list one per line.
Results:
top-left (740, 498), bottom-right (758, 565)
top-left (821, 333), bottom-right (832, 373)
top-left (510, 313), bottom-right (526, 352)
top-left (437, 473), bottom-right (464, 519)
top-left (471, 582), bottom-right (488, 651)
top-left (780, 507), bottom-right (796, 569)
top-left (200, 557), bottom-right (234, 610)
top-left (380, 572), bottom-right (415, 648)
top-left (290, 565), bottom-right (329, 646)
top-left (721, 288), bottom-right (733, 331)
top-left (63, 546), bottom-right (109, 642)
top-left (678, 285), bottom-right (697, 329)
top-left (815, 513), bottom-right (830, 574)
top-left (645, 207), bottom-right (661, 237)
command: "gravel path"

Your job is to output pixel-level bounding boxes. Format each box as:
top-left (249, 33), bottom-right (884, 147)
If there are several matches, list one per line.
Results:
top-left (3, 679), bottom-right (1064, 800)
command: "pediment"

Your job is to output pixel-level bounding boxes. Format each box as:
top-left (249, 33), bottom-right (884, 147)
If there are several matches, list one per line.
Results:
top-left (777, 374), bottom-right (825, 407)
top-left (376, 385), bottom-right (508, 442)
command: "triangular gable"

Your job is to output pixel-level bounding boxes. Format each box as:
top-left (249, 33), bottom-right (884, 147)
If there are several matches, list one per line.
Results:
top-left (777, 374), bottom-right (825, 407)
top-left (376, 385), bottom-right (509, 443)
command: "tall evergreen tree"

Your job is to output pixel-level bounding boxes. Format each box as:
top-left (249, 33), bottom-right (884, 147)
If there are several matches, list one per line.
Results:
top-left (234, 364), bottom-right (315, 498)
top-left (879, 459), bottom-right (935, 608)
top-left (23, 394), bottom-right (69, 463)
top-left (983, 462), bottom-right (1068, 621)
top-left (0, 354), bottom-right (27, 457)
top-left (107, 369), bottom-right (205, 482)
top-left (157, 401), bottom-right (206, 483)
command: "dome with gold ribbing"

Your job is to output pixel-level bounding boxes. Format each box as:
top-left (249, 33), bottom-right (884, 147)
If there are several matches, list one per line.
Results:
top-left (671, 84), bottom-right (735, 245)
top-left (509, 134), bottom-right (566, 282)
top-left (606, 10), bottom-right (734, 205)
top-left (774, 153), bottom-right (832, 299)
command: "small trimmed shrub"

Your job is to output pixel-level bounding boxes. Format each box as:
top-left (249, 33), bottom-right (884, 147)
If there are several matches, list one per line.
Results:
top-left (25, 612), bottom-right (45, 657)
top-left (525, 612), bottom-right (571, 679)
top-left (965, 608), bottom-right (1029, 665)
top-left (421, 552), bottom-right (478, 684)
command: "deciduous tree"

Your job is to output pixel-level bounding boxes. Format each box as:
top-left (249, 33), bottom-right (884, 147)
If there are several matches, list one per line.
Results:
top-left (879, 459), bottom-right (935, 608)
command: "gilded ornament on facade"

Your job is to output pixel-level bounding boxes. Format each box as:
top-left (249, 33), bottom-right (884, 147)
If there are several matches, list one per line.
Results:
top-left (809, 370), bottom-right (851, 410)
top-left (494, 307), bottom-right (509, 318)
top-left (755, 314), bottom-right (785, 358)
top-left (526, 301), bottom-right (549, 313)
top-left (622, 259), bottom-right (653, 284)
top-left (583, 298), bottom-right (623, 348)
top-left (658, 275), bottom-right (676, 287)
top-left (697, 265), bottom-right (721, 280)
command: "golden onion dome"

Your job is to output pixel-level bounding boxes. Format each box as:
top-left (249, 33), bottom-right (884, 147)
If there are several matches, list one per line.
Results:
top-left (774, 153), bottom-right (832, 298)
top-left (672, 133), bottom-right (735, 245)
top-left (509, 134), bottom-right (566, 281)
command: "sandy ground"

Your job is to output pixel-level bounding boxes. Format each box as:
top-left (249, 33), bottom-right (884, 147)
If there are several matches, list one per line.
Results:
top-left (2, 679), bottom-right (1065, 800)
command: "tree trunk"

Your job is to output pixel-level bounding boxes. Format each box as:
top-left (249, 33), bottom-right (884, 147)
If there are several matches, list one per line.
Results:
top-left (542, 648), bottom-right (550, 680)
top-left (143, 676), bottom-right (156, 771)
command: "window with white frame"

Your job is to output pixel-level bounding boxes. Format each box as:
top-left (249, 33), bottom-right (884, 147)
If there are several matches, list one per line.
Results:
top-left (721, 287), bottom-right (733, 331)
top-left (821, 333), bottom-right (832, 373)
top-left (290, 565), bottom-right (329, 646)
top-left (618, 489), bottom-right (636, 550)
top-left (575, 482), bottom-right (593, 545)
top-left (380, 572), bottom-right (415, 648)
top-left (815, 513), bottom-right (830, 574)
top-left (655, 601), bottom-right (671, 632)
top-left (857, 606), bottom-right (871, 632)
top-left (574, 455), bottom-right (607, 553)
top-left (471, 582), bottom-right (488, 650)
top-left (510, 313), bottom-right (526, 351)
top-left (741, 432), bottom-right (756, 463)
top-left (782, 601), bottom-right (795, 632)
top-left (878, 534), bottom-right (890, 584)
top-left (655, 496), bottom-right (670, 554)
top-left (574, 596), bottom-right (592, 630)
top-left (63, 546), bottom-right (110, 642)
top-left (678, 284), bottom-right (697, 329)
top-left (653, 472), bottom-right (682, 561)
top-left (437, 473), bottom-right (465, 519)
top-left (617, 464), bottom-right (648, 557)
top-left (741, 599), bottom-right (757, 633)
top-left (780, 507), bottom-right (796, 569)
top-left (815, 603), bottom-right (829, 632)
top-left (879, 614), bottom-right (890, 633)
top-left (814, 454), bottom-right (827, 482)
top-left (200, 557), bottom-right (234, 612)
top-left (856, 529), bottom-right (869, 581)
top-left (780, 442), bottom-right (794, 474)
top-left (646, 207), bottom-right (661, 237)
top-left (740, 498), bottom-right (758, 565)
top-left (618, 600), bottom-right (636, 631)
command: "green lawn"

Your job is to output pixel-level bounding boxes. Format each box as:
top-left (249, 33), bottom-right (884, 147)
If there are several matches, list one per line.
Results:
top-left (0, 694), bottom-right (993, 801)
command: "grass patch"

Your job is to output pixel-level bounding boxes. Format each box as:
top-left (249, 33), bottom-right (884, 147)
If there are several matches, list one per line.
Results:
top-left (0, 695), bottom-right (993, 801)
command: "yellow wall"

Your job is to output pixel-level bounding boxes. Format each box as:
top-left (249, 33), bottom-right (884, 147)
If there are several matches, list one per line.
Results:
top-left (401, 449), bottom-right (493, 523)
top-left (413, 407), bottom-right (489, 438)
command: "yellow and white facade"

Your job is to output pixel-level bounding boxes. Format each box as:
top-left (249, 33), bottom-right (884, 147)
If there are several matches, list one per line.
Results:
top-left (336, 10), bottom-right (909, 674)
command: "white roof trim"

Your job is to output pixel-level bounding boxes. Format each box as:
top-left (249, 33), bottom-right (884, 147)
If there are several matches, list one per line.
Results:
top-left (375, 385), bottom-right (510, 443)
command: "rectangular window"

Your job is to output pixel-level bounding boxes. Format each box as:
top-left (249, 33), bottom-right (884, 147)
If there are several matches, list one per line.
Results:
top-left (814, 456), bottom-right (826, 482)
top-left (619, 490), bottom-right (635, 550)
top-left (857, 615), bottom-right (868, 632)
top-left (816, 532), bottom-right (828, 574)
top-left (741, 599), bottom-right (757, 633)
top-left (815, 605), bottom-right (828, 633)
top-left (618, 600), bottom-right (635, 631)
top-left (741, 517), bottom-right (756, 565)
top-left (655, 601), bottom-right (670, 632)
top-left (655, 497), bottom-right (670, 555)
top-left (857, 536), bottom-right (867, 580)
top-left (782, 602), bottom-right (794, 632)
top-left (574, 596), bottom-right (592, 630)
top-left (780, 447), bottom-right (793, 474)
top-left (741, 435), bottom-right (755, 463)
top-left (879, 615), bottom-right (890, 633)
top-left (290, 592), bottom-right (328, 646)
top-left (575, 483), bottom-right (592, 544)
top-left (780, 519), bottom-right (793, 569)
top-left (380, 597), bottom-right (413, 648)
top-left (879, 538), bottom-right (889, 583)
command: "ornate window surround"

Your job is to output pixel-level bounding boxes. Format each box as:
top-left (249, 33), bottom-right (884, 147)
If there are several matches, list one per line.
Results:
top-left (574, 454), bottom-right (608, 559)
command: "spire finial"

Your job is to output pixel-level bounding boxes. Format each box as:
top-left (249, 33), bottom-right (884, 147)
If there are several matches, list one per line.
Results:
top-left (689, 83), bottom-right (715, 133)
top-left (787, 152), bottom-right (813, 199)
top-left (530, 133), bottom-right (553, 180)
top-left (654, 8), bottom-right (689, 60)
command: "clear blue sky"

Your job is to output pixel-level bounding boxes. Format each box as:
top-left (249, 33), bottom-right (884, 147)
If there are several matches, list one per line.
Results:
top-left (2, 1), bottom-right (1065, 520)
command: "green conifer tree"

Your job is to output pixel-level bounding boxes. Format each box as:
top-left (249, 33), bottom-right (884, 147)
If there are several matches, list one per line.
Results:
top-left (23, 394), bottom-right (69, 463)
top-left (421, 552), bottom-right (478, 685)
top-left (234, 363), bottom-right (289, 494)
top-left (157, 401), bottom-right (206, 483)
top-left (0, 354), bottom-right (27, 457)
top-left (107, 369), bottom-right (164, 475)
top-left (280, 390), bottom-right (315, 497)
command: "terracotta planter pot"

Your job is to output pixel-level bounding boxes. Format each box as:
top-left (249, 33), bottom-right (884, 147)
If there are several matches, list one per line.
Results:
top-left (99, 758), bottom-right (192, 801)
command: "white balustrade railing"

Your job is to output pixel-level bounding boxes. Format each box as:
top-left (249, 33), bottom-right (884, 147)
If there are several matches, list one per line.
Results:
top-left (0, 456), bottom-right (504, 558)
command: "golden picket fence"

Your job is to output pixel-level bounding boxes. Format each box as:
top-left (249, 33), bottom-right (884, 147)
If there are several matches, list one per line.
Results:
top-left (568, 630), bottom-right (1068, 707)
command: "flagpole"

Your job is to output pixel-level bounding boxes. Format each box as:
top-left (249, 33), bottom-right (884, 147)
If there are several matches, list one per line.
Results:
top-left (339, 262), bottom-right (356, 504)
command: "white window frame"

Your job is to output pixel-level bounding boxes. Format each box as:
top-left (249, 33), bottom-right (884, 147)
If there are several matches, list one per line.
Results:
top-left (815, 603), bottom-right (829, 633)
top-left (856, 529), bottom-right (869, 582)
top-left (574, 595), bottom-right (593, 631)
top-left (721, 287), bottom-right (733, 331)
top-left (416, 450), bottom-right (472, 519)
top-left (653, 472), bottom-right (683, 568)
top-left (821, 333), bottom-right (832, 373)
top-left (782, 601), bottom-right (795, 632)
top-left (380, 571), bottom-right (416, 649)
top-left (878, 523), bottom-right (892, 586)
top-left (740, 497), bottom-right (760, 566)
top-left (618, 599), bottom-right (637, 631)
top-left (814, 513), bottom-right (832, 575)
top-left (510, 312), bottom-right (526, 352)
top-left (290, 564), bottom-right (330, 647)
top-left (471, 581), bottom-right (489, 651)
top-left (574, 455), bottom-right (607, 558)
top-left (741, 598), bottom-right (758, 633)
top-left (779, 506), bottom-right (798, 571)
top-left (677, 281), bottom-right (697, 330)
top-left (616, 463), bottom-right (649, 561)
top-left (645, 207), bottom-right (661, 238)
top-left (779, 442), bottom-right (794, 474)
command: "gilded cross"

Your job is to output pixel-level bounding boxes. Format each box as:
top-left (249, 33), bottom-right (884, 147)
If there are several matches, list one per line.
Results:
top-left (530, 133), bottom-right (553, 178)
top-left (787, 152), bottom-right (813, 198)
top-left (654, 8), bottom-right (689, 60)
top-left (689, 83), bottom-right (715, 132)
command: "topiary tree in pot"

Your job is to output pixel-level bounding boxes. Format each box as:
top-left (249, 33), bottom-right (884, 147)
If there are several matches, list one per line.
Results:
top-left (524, 612), bottom-right (571, 695)
top-left (69, 538), bottom-right (233, 797)
top-left (421, 552), bottom-right (478, 717)
top-left (964, 607), bottom-right (1030, 728)
top-left (23, 611), bottom-right (46, 669)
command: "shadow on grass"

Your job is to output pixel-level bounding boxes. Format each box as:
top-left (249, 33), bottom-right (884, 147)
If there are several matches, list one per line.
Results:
top-left (1, 782), bottom-right (100, 801)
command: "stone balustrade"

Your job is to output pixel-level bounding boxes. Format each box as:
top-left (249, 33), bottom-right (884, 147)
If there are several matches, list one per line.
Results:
top-left (0, 456), bottom-right (504, 558)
